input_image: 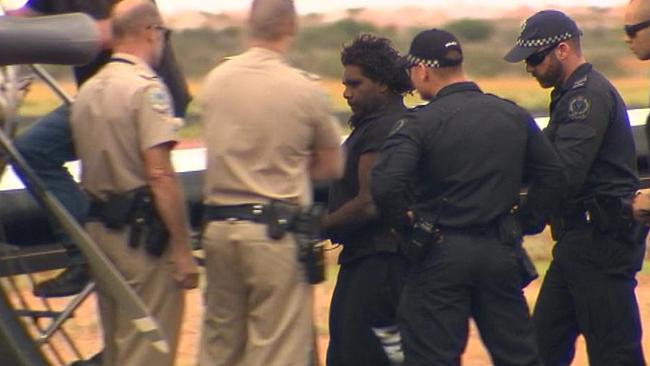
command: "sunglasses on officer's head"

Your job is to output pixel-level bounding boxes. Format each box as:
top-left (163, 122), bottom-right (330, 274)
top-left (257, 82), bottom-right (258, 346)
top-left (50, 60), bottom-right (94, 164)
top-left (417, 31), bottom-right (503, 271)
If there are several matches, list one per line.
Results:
top-left (525, 43), bottom-right (559, 67)
top-left (624, 19), bottom-right (650, 38)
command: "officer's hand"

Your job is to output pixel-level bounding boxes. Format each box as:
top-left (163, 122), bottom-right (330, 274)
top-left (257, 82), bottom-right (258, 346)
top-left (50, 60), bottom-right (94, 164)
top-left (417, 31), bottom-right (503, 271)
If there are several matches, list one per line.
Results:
top-left (632, 191), bottom-right (650, 224)
top-left (170, 247), bottom-right (199, 289)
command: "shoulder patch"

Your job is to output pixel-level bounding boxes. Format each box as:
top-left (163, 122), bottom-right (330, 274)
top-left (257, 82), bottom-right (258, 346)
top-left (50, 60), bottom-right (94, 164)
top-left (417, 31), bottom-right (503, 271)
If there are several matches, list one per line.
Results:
top-left (388, 118), bottom-right (408, 137)
top-left (568, 95), bottom-right (591, 120)
top-left (572, 75), bottom-right (588, 89)
top-left (146, 86), bottom-right (172, 114)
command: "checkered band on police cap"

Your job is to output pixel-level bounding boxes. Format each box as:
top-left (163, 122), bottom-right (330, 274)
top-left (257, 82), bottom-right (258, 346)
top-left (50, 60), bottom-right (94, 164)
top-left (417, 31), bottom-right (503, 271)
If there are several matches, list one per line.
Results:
top-left (504, 10), bottom-right (582, 63)
top-left (400, 29), bottom-right (463, 69)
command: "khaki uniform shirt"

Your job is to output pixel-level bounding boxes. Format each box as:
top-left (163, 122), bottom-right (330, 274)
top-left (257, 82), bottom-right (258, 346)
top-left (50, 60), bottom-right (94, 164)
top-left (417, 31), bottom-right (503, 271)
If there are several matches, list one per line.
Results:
top-left (71, 53), bottom-right (181, 199)
top-left (200, 47), bottom-right (342, 206)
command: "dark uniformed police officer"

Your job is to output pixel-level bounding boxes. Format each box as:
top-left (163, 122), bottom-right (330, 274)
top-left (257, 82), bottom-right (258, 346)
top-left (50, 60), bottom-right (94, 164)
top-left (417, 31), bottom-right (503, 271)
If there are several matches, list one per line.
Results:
top-left (323, 34), bottom-right (412, 366)
top-left (625, 0), bottom-right (650, 223)
top-left (505, 10), bottom-right (648, 365)
top-left (371, 29), bottom-right (565, 366)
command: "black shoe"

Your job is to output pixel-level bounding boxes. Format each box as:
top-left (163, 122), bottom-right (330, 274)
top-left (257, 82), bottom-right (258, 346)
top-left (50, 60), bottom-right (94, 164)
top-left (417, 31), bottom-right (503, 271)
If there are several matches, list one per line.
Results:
top-left (33, 265), bottom-right (89, 298)
top-left (69, 351), bottom-right (102, 366)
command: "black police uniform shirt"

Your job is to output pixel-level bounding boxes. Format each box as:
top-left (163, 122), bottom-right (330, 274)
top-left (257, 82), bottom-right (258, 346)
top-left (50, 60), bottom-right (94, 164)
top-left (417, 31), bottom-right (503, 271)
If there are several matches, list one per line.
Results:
top-left (26, 0), bottom-right (117, 86)
top-left (372, 82), bottom-right (565, 232)
top-left (327, 99), bottom-right (407, 264)
top-left (544, 63), bottom-right (638, 206)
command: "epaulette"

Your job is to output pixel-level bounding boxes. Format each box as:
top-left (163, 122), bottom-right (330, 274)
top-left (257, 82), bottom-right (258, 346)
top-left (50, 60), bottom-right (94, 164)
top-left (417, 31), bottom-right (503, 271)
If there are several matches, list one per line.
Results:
top-left (219, 55), bottom-right (235, 65)
top-left (408, 103), bottom-right (427, 112)
top-left (137, 64), bottom-right (160, 81)
top-left (299, 70), bottom-right (321, 81)
top-left (138, 73), bottom-right (159, 81)
top-left (571, 75), bottom-right (588, 89)
top-left (485, 92), bottom-right (518, 106)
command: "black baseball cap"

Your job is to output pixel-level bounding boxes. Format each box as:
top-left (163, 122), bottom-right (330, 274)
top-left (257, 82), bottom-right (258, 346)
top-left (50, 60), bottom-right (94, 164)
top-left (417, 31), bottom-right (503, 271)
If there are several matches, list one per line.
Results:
top-left (400, 29), bottom-right (463, 68)
top-left (504, 10), bottom-right (582, 63)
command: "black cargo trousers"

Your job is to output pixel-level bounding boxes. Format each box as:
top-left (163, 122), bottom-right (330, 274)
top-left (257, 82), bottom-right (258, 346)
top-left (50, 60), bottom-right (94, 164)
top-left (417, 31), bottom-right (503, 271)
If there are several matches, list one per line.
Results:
top-left (398, 231), bottom-right (542, 366)
top-left (534, 221), bottom-right (648, 366)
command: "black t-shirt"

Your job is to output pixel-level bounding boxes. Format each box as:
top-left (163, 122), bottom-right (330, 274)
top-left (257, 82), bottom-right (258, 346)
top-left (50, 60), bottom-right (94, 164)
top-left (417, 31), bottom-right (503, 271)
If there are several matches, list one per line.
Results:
top-left (27, 0), bottom-right (117, 86)
top-left (327, 100), bottom-right (407, 264)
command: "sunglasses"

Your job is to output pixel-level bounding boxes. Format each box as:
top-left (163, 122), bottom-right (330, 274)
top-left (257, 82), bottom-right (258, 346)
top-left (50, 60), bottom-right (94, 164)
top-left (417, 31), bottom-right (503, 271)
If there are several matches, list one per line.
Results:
top-left (624, 19), bottom-right (650, 38)
top-left (525, 43), bottom-right (559, 67)
top-left (148, 24), bottom-right (172, 41)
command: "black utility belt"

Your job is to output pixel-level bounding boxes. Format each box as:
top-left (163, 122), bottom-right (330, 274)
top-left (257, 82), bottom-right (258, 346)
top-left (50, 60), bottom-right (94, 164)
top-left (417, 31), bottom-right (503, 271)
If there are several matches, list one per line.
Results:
top-left (438, 224), bottom-right (498, 237)
top-left (204, 202), bottom-right (327, 284)
top-left (87, 188), bottom-right (168, 257)
top-left (203, 204), bottom-right (269, 224)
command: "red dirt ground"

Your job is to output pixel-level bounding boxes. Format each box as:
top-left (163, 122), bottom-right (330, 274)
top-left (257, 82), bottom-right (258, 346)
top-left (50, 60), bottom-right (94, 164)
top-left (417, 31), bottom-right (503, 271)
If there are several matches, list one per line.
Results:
top-left (9, 249), bottom-right (650, 366)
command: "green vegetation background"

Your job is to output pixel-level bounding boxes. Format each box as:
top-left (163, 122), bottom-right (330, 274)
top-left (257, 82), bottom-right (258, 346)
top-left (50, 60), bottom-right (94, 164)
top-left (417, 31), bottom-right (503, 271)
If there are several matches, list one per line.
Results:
top-left (30, 14), bottom-right (650, 119)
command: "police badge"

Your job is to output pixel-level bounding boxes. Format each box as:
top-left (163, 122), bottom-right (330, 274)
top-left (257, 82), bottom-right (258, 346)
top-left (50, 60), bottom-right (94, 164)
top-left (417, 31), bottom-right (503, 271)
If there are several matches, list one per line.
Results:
top-left (568, 95), bottom-right (591, 120)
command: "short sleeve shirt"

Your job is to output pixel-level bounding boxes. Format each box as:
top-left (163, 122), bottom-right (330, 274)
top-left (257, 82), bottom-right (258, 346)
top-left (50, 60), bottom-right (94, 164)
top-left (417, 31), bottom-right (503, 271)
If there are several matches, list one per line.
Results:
top-left (199, 47), bottom-right (342, 206)
top-left (71, 53), bottom-right (181, 199)
top-left (328, 100), bottom-right (407, 263)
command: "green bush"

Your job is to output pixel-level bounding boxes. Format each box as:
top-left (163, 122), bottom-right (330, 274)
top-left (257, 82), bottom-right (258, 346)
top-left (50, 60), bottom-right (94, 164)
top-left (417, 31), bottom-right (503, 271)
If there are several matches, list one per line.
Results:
top-left (444, 18), bottom-right (496, 43)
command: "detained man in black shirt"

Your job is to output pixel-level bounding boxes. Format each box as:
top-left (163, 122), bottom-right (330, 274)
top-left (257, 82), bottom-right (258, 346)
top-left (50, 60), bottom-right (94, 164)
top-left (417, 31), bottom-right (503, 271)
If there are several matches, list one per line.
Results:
top-left (372, 29), bottom-right (566, 365)
top-left (505, 10), bottom-right (648, 365)
top-left (323, 34), bottom-right (412, 366)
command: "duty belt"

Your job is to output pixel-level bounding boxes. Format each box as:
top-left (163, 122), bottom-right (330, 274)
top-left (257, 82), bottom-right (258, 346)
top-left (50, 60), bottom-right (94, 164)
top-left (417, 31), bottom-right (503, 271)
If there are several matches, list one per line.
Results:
top-left (439, 224), bottom-right (498, 237)
top-left (203, 204), bottom-right (268, 223)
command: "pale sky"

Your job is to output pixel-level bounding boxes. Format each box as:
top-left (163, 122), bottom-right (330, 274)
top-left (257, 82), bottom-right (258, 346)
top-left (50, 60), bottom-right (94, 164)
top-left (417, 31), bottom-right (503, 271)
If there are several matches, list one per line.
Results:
top-left (0, 0), bottom-right (629, 14)
top-left (156, 0), bottom-right (628, 14)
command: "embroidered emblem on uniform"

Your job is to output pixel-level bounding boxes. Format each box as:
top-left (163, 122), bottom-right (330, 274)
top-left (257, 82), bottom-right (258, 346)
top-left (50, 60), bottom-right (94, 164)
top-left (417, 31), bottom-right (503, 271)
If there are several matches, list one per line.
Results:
top-left (147, 87), bottom-right (171, 113)
top-left (568, 95), bottom-right (591, 120)
top-left (572, 76), bottom-right (588, 89)
top-left (388, 118), bottom-right (407, 137)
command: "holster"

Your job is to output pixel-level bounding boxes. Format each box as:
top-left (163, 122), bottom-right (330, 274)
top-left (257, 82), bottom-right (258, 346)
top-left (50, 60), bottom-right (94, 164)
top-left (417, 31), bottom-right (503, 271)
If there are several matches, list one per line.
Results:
top-left (292, 204), bottom-right (326, 284)
top-left (266, 200), bottom-right (300, 240)
top-left (203, 200), bottom-right (327, 284)
top-left (90, 187), bottom-right (169, 257)
top-left (550, 196), bottom-right (635, 241)
top-left (497, 214), bottom-right (538, 287)
top-left (402, 211), bottom-right (443, 262)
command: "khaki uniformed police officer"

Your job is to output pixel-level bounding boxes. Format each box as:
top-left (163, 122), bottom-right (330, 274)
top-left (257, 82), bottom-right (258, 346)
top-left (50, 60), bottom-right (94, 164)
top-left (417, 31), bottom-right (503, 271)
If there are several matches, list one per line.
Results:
top-left (71, 1), bottom-right (198, 365)
top-left (198, 1), bottom-right (343, 365)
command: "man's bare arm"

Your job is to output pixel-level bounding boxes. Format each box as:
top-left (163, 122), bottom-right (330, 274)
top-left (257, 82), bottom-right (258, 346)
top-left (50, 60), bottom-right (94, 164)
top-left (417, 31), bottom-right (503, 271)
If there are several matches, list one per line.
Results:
top-left (143, 143), bottom-right (198, 289)
top-left (322, 152), bottom-right (377, 231)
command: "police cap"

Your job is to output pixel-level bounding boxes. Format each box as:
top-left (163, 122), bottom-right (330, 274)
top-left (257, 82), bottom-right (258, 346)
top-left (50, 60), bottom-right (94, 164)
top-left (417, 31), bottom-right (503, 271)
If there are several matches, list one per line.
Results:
top-left (504, 9), bottom-right (582, 63)
top-left (400, 28), bottom-right (463, 69)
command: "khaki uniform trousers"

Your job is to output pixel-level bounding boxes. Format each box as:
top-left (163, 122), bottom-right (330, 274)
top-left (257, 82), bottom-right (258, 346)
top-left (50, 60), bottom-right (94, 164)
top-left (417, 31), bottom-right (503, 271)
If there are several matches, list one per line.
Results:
top-left (199, 220), bottom-right (313, 366)
top-left (86, 222), bottom-right (184, 366)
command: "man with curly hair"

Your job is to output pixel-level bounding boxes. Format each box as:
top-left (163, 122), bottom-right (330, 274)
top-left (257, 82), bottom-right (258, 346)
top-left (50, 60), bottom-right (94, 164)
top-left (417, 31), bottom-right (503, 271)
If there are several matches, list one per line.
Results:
top-left (323, 34), bottom-right (412, 366)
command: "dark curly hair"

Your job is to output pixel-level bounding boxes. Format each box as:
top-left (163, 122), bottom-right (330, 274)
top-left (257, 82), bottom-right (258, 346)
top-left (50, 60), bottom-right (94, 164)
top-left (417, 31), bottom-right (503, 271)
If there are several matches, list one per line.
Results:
top-left (341, 34), bottom-right (413, 95)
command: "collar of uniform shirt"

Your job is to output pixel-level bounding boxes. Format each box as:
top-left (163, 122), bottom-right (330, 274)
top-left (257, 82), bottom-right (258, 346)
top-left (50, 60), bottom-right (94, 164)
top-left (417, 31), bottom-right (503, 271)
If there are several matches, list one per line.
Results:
top-left (435, 81), bottom-right (482, 99)
top-left (558, 62), bottom-right (592, 93)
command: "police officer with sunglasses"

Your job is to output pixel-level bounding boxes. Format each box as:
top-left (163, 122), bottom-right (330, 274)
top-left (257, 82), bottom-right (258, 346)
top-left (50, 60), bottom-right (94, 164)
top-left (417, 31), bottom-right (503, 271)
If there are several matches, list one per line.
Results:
top-left (624, 0), bottom-right (650, 226)
top-left (506, 10), bottom-right (648, 366)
